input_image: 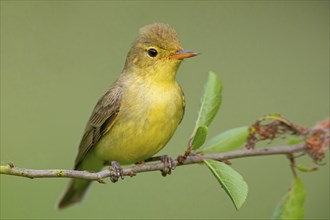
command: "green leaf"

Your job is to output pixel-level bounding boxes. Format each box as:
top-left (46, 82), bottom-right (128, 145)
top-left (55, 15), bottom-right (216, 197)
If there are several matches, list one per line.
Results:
top-left (272, 177), bottom-right (305, 220)
top-left (296, 165), bottom-right (318, 173)
top-left (192, 126), bottom-right (208, 150)
top-left (192, 71), bottom-right (222, 136)
top-left (287, 137), bottom-right (305, 146)
top-left (201, 126), bottom-right (248, 154)
top-left (204, 159), bottom-right (248, 210)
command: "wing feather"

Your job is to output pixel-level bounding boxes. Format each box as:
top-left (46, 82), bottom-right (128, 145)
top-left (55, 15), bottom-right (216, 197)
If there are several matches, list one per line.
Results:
top-left (74, 84), bottom-right (123, 168)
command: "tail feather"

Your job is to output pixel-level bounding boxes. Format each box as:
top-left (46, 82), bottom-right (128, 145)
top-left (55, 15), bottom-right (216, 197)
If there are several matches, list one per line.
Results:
top-left (58, 150), bottom-right (104, 209)
top-left (57, 179), bottom-right (92, 209)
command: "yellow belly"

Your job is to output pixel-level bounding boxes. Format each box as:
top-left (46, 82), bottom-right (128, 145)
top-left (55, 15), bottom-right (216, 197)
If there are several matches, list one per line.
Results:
top-left (94, 79), bottom-right (184, 164)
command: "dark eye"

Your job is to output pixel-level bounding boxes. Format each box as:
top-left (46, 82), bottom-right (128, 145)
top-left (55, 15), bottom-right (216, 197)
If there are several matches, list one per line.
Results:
top-left (147, 48), bottom-right (158, 57)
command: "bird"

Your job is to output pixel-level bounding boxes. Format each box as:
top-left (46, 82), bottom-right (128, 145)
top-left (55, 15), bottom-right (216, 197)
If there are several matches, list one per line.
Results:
top-left (57, 23), bottom-right (198, 209)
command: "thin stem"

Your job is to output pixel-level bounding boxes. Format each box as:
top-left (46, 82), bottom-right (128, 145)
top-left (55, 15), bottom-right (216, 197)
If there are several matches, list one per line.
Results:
top-left (0, 144), bottom-right (306, 181)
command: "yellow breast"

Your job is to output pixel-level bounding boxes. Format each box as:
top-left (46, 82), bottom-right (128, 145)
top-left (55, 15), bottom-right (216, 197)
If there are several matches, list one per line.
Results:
top-left (95, 75), bottom-right (184, 164)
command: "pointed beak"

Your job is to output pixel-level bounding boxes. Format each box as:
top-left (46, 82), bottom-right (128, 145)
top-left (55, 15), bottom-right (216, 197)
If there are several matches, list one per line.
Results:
top-left (168, 50), bottom-right (199, 60)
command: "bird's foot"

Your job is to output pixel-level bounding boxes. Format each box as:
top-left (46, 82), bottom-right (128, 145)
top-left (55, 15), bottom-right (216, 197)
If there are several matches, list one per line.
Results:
top-left (108, 161), bottom-right (123, 183)
top-left (137, 155), bottom-right (175, 176)
top-left (160, 155), bottom-right (175, 177)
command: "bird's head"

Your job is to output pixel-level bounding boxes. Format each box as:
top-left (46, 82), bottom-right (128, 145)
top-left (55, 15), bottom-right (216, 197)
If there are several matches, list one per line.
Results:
top-left (124, 23), bottom-right (198, 81)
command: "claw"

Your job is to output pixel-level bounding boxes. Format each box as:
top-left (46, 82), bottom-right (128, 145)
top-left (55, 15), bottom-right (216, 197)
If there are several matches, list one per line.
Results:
top-left (160, 155), bottom-right (175, 177)
top-left (108, 161), bottom-right (123, 183)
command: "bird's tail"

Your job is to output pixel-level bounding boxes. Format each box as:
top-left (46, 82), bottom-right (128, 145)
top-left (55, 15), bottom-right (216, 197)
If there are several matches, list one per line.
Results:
top-left (57, 178), bottom-right (92, 209)
top-left (57, 151), bottom-right (104, 209)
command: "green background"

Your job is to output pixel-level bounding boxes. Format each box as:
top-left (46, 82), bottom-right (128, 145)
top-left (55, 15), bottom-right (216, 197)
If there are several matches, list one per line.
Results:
top-left (1, 1), bottom-right (329, 219)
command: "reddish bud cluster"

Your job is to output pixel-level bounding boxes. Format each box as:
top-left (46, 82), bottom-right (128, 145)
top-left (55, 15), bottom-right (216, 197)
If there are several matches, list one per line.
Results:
top-left (246, 115), bottom-right (329, 163)
top-left (306, 120), bottom-right (330, 162)
top-left (246, 114), bottom-right (307, 149)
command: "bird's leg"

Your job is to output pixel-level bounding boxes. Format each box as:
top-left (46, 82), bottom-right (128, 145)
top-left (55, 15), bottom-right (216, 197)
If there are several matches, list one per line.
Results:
top-left (160, 155), bottom-right (176, 176)
top-left (143, 155), bottom-right (173, 163)
top-left (106, 161), bottom-right (123, 183)
top-left (138, 155), bottom-right (176, 176)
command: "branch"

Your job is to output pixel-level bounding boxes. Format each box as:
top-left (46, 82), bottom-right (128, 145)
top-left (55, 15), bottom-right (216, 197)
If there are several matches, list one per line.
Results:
top-left (1, 117), bottom-right (328, 182)
top-left (0, 144), bottom-right (307, 181)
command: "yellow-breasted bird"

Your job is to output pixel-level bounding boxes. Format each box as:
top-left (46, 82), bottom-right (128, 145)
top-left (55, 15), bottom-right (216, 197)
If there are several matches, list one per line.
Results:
top-left (57, 23), bottom-right (198, 209)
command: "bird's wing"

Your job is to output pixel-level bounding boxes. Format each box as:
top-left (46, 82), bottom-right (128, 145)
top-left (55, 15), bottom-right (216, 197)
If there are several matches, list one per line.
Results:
top-left (74, 84), bottom-right (123, 169)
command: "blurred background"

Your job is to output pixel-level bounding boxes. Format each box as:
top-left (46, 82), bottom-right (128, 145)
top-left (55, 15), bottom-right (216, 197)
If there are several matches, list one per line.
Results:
top-left (1, 1), bottom-right (329, 219)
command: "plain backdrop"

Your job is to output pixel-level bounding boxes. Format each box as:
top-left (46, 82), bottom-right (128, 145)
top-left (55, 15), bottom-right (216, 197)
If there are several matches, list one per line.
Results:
top-left (1, 1), bottom-right (329, 219)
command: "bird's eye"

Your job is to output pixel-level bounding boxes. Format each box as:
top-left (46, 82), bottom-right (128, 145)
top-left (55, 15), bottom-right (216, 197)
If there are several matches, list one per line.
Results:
top-left (147, 48), bottom-right (158, 57)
